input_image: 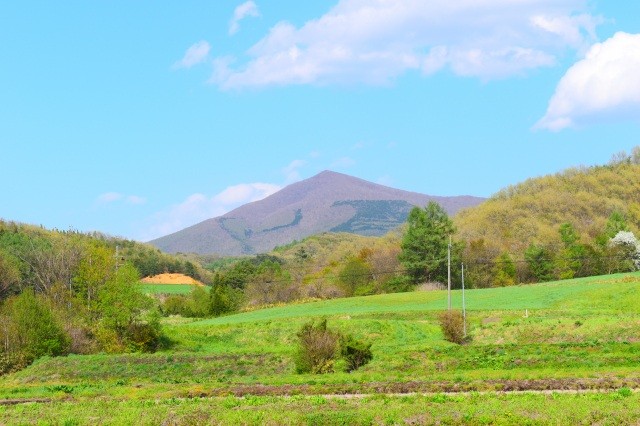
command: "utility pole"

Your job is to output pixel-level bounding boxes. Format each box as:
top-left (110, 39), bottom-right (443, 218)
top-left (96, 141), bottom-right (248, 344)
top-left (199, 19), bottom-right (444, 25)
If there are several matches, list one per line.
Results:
top-left (462, 263), bottom-right (467, 337)
top-left (115, 245), bottom-right (120, 272)
top-left (447, 235), bottom-right (451, 310)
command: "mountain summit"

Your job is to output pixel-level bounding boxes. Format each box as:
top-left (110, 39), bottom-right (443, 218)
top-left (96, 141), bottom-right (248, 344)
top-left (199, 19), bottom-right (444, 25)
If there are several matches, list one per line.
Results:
top-left (150, 171), bottom-right (484, 255)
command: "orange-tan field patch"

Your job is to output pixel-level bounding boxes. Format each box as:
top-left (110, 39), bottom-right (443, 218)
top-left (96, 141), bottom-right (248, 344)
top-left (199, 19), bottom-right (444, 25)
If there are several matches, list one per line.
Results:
top-left (140, 273), bottom-right (205, 286)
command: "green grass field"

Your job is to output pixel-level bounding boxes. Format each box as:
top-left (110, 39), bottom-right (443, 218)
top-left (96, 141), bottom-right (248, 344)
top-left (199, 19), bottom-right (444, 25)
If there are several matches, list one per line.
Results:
top-left (139, 284), bottom-right (198, 295)
top-left (1, 272), bottom-right (639, 425)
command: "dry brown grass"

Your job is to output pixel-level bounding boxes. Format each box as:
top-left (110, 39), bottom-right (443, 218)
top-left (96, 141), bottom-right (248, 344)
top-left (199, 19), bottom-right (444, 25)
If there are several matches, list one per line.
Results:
top-left (140, 273), bottom-right (204, 286)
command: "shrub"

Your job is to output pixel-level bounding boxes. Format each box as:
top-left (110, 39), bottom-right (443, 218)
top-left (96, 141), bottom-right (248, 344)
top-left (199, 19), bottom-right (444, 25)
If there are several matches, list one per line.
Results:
top-left (186, 286), bottom-right (210, 318)
top-left (210, 276), bottom-right (234, 317)
top-left (0, 351), bottom-right (30, 375)
top-left (295, 320), bottom-right (340, 374)
top-left (161, 295), bottom-right (190, 316)
top-left (2, 290), bottom-right (70, 361)
top-left (340, 334), bottom-right (373, 372)
top-left (295, 320), bottom-right (373, 374)
top-left (338, 257), bottom-right (373, 296)
top-left (438, 310), bottom-right (468, 345)
top-left (382, 275), bottom-right (415, 293)
top-left (125, 322), bottom-right (161, 352)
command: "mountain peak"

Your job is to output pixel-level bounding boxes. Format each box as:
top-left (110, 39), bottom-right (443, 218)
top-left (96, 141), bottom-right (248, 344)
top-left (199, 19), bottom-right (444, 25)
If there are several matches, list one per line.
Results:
top-left (151, 172), bottom-right (485, 255)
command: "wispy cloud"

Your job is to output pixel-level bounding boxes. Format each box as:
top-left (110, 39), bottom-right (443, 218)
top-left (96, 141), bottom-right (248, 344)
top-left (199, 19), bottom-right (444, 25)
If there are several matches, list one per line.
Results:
top-left (229, 1), bottom-right (260, 35)
top-left (97, 192), bottom-right (123, 204)
top-left (143, 182), bottom-right (280, 241)
top-left (96, 192), bottom-right (146, 206)
top-left (330, 156), bottom-right (356, 170)
top-left (535, 32), bottom-right (640, 131)
top-left (126, 195), bottom-right (147, 205)
top-left (283, 159), bottom-right (307, 183)
top-left (352, 142), bottom-right (365, 150)
top-left (213, 182), bottom-right (280, 205)
top-left (211, 0), bottom-right (601, 89)
top-left (173, 40), bottom-right (211, 69)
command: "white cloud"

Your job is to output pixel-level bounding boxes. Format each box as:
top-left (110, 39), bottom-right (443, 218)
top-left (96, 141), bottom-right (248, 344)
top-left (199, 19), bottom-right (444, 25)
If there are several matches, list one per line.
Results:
top-left (229, 1), bottom-right (260, 35)
top-left (173, 40), bottom-right (211, 69)
top-left (126, 195), bottom-right (147, 205)
top-left (143, 182), bottom-right (281, 240)
top-left (213, 182), bottom-right (281, 205)
top-left (96, 192), bottom-right (146, 206)
top-left (536, 32), bottom-right (640, 131)
top-left (212, 0), bottom-right (600, 88)
top-left (530, 13), bottom-right (599, 52)
top-left (283, 159), bottom-right (307, 183)
top-left (97, 192), bottom-right (123, 203)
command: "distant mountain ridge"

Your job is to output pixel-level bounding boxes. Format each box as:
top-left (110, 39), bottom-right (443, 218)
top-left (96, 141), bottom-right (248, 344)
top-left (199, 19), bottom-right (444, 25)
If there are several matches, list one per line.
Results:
top-left (150, 171), bottom-right (485, 256)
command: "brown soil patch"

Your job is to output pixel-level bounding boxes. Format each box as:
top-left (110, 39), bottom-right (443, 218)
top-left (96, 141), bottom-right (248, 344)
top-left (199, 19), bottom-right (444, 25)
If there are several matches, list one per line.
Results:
top-left (217, 377), bottom-right (640, 397)
top-left (140, 273), bottom-right (205, 286)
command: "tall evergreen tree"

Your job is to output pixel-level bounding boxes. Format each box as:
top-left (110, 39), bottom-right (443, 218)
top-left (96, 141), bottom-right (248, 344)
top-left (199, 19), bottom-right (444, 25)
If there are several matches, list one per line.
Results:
top-left (524, 244), bottom-right (554, 282)
top-left (399, 202), bottom-right (457, 284)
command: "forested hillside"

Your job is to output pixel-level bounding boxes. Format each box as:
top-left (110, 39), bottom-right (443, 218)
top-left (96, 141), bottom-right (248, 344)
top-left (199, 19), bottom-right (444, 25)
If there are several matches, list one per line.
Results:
top-left (0, 220), bottom-right (210, 374)
top-left (456, 159), bottom-right (640, 252)
top-left (454, 150), bottom-right (640, 286)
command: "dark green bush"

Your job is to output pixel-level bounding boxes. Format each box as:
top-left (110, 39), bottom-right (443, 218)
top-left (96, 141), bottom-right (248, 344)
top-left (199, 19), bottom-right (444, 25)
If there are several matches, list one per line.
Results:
top-left (161, 295), bottom-right (190, 316)
top-left (382, 275), bottom-right (415, 293)
top-left (295, 320), bottom-right (373, 374)
top-left (125, 322), bottom-right (162, 353)
top-left (340, 334), bottom-right (373, 372)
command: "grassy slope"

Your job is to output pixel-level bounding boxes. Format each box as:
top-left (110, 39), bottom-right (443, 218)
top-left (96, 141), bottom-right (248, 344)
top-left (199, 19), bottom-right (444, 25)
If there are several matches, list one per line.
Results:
top-left (1, 272), bottom-right (640, 425)
top-left (197, 272), bottom-right (640, 325)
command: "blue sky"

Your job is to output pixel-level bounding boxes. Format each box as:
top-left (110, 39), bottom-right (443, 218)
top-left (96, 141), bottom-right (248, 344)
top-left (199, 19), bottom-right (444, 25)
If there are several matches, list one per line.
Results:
top-left (1, 1), bottom-right (639, 241)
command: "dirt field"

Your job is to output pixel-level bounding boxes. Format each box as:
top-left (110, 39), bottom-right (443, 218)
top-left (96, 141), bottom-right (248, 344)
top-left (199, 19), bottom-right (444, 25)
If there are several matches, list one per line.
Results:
top-left (140, 273), bottom-right (205, 286)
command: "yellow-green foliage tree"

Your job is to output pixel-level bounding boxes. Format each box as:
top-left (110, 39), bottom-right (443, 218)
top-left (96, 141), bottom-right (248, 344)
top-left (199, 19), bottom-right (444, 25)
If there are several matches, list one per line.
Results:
top-left (0, 289), bottom-right (70, 372)
top-left (97, 263), bottom-right (159, 352)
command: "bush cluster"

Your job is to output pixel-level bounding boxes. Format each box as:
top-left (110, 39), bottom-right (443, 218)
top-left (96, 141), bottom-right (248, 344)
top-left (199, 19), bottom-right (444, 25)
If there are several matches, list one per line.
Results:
top-left (438, 310), bottom-right (469, 345)
top-left (294, 319), bottom-right (373, 374)
top-left (159, 278), bottom-right (241, 319)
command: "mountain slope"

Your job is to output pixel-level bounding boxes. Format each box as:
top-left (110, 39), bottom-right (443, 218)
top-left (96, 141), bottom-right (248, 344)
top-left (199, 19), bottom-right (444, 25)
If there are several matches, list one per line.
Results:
top-left (151, 171), bottom-right (484, 255)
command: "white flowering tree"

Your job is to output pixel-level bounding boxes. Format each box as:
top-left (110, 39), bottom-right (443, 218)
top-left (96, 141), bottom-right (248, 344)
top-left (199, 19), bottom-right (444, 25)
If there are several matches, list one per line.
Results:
top-left (609, 231), bottom-right (640, 270)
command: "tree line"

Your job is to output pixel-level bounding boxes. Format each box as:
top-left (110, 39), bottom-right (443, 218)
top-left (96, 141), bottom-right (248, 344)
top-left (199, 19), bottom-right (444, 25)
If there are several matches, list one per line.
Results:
top-left (0, 221), bottom-right (210, 374)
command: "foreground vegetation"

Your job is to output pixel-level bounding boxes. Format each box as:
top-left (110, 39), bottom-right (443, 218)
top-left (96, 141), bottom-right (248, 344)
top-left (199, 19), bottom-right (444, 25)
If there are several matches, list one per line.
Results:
top-left (1, 272), bottom-right (639, 424)
top-left (0, 221), bottom-right (216, 375)
top-left (3, 391), bottom-right (639, 425)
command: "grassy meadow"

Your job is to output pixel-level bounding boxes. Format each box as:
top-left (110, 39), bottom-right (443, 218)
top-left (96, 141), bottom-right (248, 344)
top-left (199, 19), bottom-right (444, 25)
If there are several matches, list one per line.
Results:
top-left (1, 272), bottom-right (640, 425)
top-left (139, 284), bottom-right (198, 295)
